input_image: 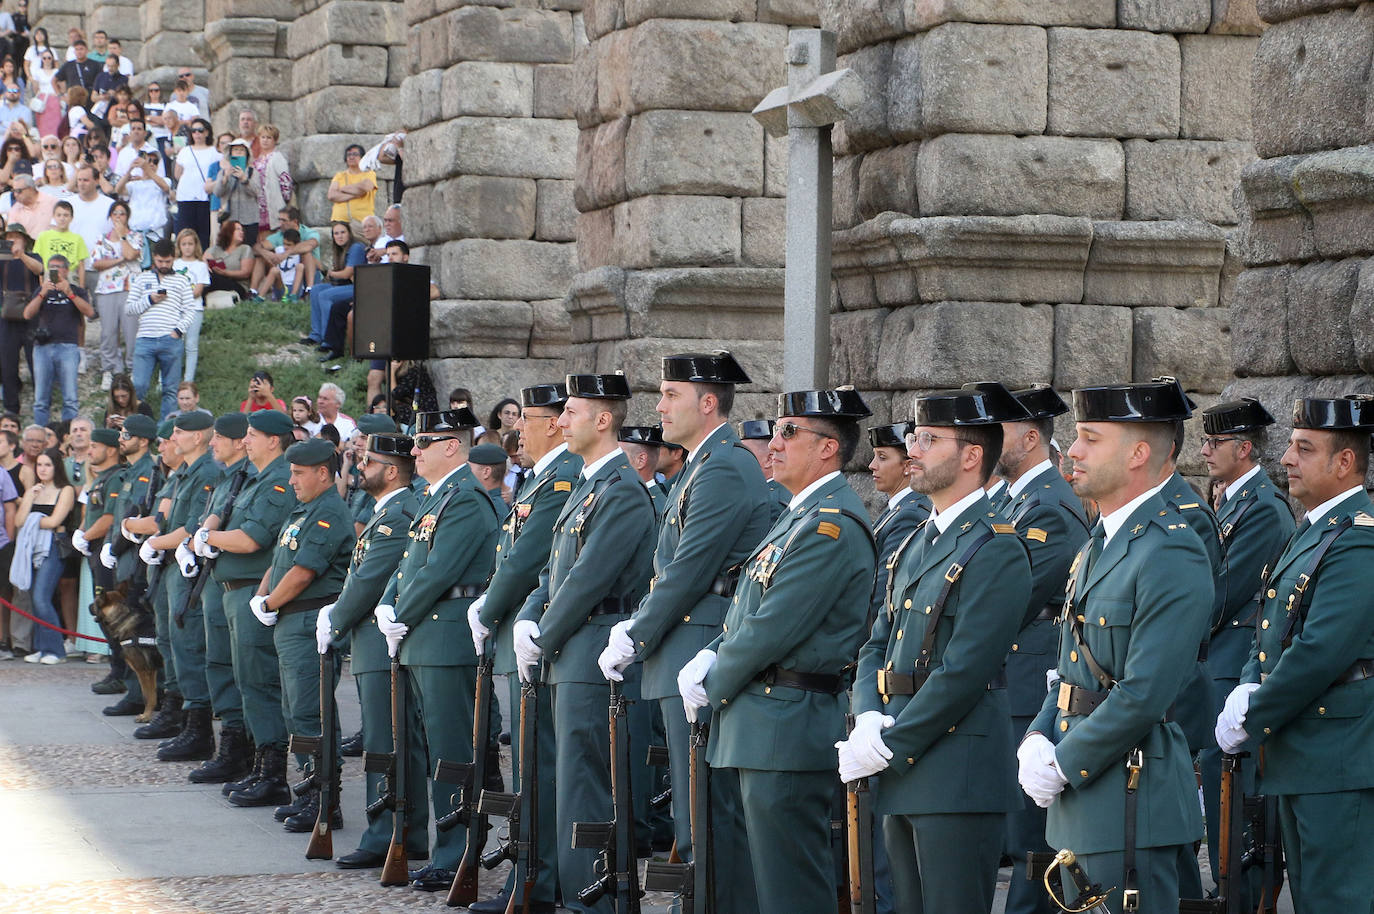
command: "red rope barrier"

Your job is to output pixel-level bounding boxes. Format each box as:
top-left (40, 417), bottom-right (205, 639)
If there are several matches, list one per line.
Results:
top-left (0, 595), bottom-right (108, 643)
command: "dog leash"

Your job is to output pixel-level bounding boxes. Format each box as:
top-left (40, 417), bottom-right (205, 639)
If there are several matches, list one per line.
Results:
top-left (0, 595), bottom-right (109, 643)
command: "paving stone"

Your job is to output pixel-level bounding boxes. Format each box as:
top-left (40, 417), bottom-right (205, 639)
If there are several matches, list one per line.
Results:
top-left (1047, 27), bottom-right (1180, 139)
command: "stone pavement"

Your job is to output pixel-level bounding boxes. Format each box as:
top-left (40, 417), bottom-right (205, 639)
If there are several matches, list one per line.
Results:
top-left (0, 659), bottom-right (1292, 914)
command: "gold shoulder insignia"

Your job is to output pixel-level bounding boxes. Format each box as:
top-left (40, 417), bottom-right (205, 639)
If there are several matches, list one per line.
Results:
top-left (317, 520), bottom-right (331, 528)
top-left (816, 521), bottom-right (841, 540)
top-left (377, 524), bottom-right (392, 535)
top-left (991, 523), bottom-right (1017, 534)
top-left (554, 481), bottom-right (572, 492)
top-left (819, 507), bottom-right (840, 514)
top-left (203, 484), bottom-right (212, 491)
top-left (1354, 512), bottom-right (1374, 527)
top-left (1179, 502), bottom-right (1200, 510)
top-left (1025, 527), bottom-right (1048, 543)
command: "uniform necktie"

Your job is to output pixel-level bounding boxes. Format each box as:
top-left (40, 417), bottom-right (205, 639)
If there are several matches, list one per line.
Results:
top-left (1083, 521), bottom-right (1106, 578)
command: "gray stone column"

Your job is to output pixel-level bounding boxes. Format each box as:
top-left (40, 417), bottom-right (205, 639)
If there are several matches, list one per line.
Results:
top-left (201, 2), bottom-right (292, 135)
top-left (136, 0), bottom-right (206, 88)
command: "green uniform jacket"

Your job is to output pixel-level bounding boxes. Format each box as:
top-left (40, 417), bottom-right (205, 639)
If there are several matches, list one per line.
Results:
top-left (645, 478), bottom-right (665, 522)
top-left (1160, 471), bottom-right (1222, 750)
top-left (85, 462), bottom-right (126, 541)
top-left (856, 495), bottom-right (1029, 814)
top-left (166, 451), bottom-right (218, 535)
top-left (1241, 489), bottom-right (1374, 796)
top-left (1004, 465), bottom-right (1090, 717)
top-left (381, 464), bottom-right (499, 667)
top-left (631, 425), bottom-right (775, 700)
top-left (478, 446), bottom-right (582, 676)
top-left (213, 455), bottom-right (295, 583)
top-left (1208, 471), bottom-right (1292, 681)
top-left (515, 451), bottom-right (656, 686)
top-left (869, 489), bottom-right (932, 630)
top-left (705, 473), bottom-right (875, 771)
top-left (765, 477), bottom-right (790, 523)
top-left (112, 453), bottom-right (158, 582)
top-left (267, 489), bottom-right (354, 601)
top-left (1030, 494), bottom-right (1212, 854)
top-left (329, 487), bottom-right (418, 675)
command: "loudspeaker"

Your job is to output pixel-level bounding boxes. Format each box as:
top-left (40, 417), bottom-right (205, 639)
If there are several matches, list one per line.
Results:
top-left (353, 262), bottom-right (432, 360)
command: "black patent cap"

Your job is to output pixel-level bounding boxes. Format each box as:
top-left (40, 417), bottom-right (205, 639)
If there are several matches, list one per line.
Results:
top-left (1203, 398), bottom-right (1275, 435)
top-left (1012, 384), bottom-right (1070, 420)
top-left (1073, 381), bottom-right (1194, 423)
top-left (415, 407), bottom-right (479, 433)
top-left (777, 387), bottom-right (871, 420)
top-left (566, 373), bottom-right (632, 401)
top-left (618, 426), bottom-right (664, 446)
top-left (868, 421), bottom-right (913, 449)
top-left (662, 350), bottom-right (751, 385)
top-left (739, 419), bottom-right (774, 440)
top-left (1151, 376), bottom-right (1198, 412)
top-left (369, 433), bottom-right (415, 459)
top-left (1292, 395), bottom-right (1374, 430)
top-left (917, 388), bottom-right (1025, 426)
top-left (522, 383), bottom-right (568, 410)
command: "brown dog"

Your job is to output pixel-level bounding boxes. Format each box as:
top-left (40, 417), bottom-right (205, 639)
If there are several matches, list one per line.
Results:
top-left (91, 582), bottom-right (163, 723)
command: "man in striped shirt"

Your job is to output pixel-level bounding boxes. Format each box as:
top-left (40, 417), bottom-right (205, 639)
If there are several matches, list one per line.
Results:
top-left (126, 239), bottom-right (194, 419)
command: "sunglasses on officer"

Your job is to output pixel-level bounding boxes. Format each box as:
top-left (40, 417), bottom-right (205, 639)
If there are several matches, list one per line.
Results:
top-left (412, 435), bottom-right (457, 450)
top-left (358, 452), bottom-right (401, 467)
top-left (776, 421), bottom-right (835, 441)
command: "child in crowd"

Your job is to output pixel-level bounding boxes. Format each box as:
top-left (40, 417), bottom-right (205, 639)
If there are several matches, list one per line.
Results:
top-left (259, 228), bottom-right (301, 301)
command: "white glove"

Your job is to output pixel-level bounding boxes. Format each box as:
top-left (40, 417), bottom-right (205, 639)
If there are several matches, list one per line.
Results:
top-left (676, 648), bottom-right (717, 722)
top-left (120, 519), bottom-right (142, 543)
top-left (835, 710), bottom-right (896, 782)
top-left (374, 604), bottom-right (408, 657)
top-left (1216, 682), bottom-right (1260, 732)
top-left (71, 529), bottom-right (91, 556)
top-left (250, 594), bottom-right (277, 627)
top-left (138, 540), bottom-right (162, 565)
top-left (315, 602), bottom-right (335, 655)
top-left (193, 527), bottom-right (220, 558)
top-left (1017, 733), bottom-right (1069, 807)
top-left (512, 619), bottom-right (543, 683)
top-left (175, 540), bottom-right (198, 577)
top-left (467, 595), bottom-right (490, 657)
top-left (597, 619), bottom-right (637, 682)
top-left (1046, 667), bottom-right (1062, 693)
top-left (99, 542), bottom-right (116, 569)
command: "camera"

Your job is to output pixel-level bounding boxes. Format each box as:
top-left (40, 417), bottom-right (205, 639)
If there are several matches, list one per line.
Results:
top-left (31, 326), bottom-right (52, 345)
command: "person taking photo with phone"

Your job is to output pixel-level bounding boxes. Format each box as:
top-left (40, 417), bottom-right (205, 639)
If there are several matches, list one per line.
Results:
top-left (125, 239), bottom-right (192, 419)
top-left (21, 253), bottom-right (91, 425)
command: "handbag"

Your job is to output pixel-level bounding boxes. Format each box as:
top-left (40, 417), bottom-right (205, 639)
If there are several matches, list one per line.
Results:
top-left (28, 94), bottom-right (45, 113)
top-left (1, 289), bottom-right (27, 321)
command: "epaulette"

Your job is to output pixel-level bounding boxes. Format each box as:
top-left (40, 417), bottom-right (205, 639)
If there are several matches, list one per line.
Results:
top-left (991, 523), bottom-right (1017, 534)
top-left (1353, 512), bottom-right (1374, 527)
top-left (1024, 527), bottom-right (1048, 542)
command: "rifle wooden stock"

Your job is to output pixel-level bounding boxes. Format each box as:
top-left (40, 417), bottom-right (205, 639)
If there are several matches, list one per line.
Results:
top-left (572, 681), bottom-right (641, 913)
top-left (306, 649), bottom-right (336, 861)
top-left (448, 653), bottom-right (495, 907)
top-left (512, 674), bottom-right (539, 914)
top-left (844, 718), bottom-right (876, 914)
top-left (380, 658), bottom-right (411, 887)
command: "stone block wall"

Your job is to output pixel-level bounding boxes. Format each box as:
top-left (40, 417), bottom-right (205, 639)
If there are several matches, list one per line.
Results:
top-left (822, 1), bottom-right (1262, 496)
top-left (1226, 0), bottom-right (1374, 476)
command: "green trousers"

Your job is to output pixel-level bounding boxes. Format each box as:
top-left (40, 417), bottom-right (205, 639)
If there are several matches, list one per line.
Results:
top-left (552, 680), bottom-right (615, 914)
top-left (1062, 845), bottom-right (1183, 914)
top-left (409, 663), bottom-right (476, 871)
top-left (886, 811), bottom-right (1004, 914)
top-left (272, 608), bottom-right (337, 771)
top-left (355, 666), bottom-right (430, 857)
top-left (223, 585), bottom-right (286, 749)
top-left (497, 674), bottom-right (559, 905)
top-left (1006, 713), bottom-right (1053, 914)
top-left (736, 767), bottom-right (834, 914)
top-left (165, 572), bottom-right (209, 709)
top-left (201, 583), bottom-right (243, 727)
top-left (151, 569), bottom-right (179, 697)
top-left (1279, 787), bottom-right (1374, 914)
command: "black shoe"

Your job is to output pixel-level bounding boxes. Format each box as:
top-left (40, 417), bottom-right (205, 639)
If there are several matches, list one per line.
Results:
top-left (498, 730), bottom-right (511, 746)
top-left (336, 848), bottom-right (386, 870)
top-left (411, 867), bottom-right (456, 892)
top-left (469, 892), bottom-right (511, 914)
top-left (299, 336), bottom-right (318, 346)
top-left (102, 695), bottom-right (143, 716)
top-left (222, 744), bottom-right (264, 796)
top-left (91, 675), bottom-right (126, 695)
top-left (134, 693), bottom-right (183, 739)
top-left (340, 729), bottom-right (363, 757)
top-left (189, 725), bottom-right (252, 784)
top-left (228, 746), bottom-right (291, 807)
top-left (285, 795), bottom-right (342, 833)
top-left (274, 793), bottom-right (306, 822)
top-left (158, 708), bottom-right (215, 761)
top-left (316, 343), bottom-right (330, 352)
top-left (318, 350), bottom-right (340, 362)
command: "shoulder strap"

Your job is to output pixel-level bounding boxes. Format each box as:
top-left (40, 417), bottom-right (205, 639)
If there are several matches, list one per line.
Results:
top-left (1278, 517), bottom-right (1354, 647)
top-left (912, 529), bottom-right (996, 677)
top-left (1060, 539), bottom-right (1115, 691)
top-left (672, 449), bottom-right (712, 525)
top-left (883, 522), bottom-right (926, 618)
top-left (1008, 491), bottom-right (1042, 527)
top-left (761, 504), bottom-right (875, 592)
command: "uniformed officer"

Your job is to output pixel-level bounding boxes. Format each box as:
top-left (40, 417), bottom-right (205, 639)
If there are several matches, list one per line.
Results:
top-left (197, 409), bottom-right (299, 808)
top-left (72, 428), bottom-right (127, 696)
top-left (867, 419), bottom-right (933, 629)
top-left (599, 352), bottom-right (773, 914)
top-left (617, 425), bottom-right (667, 519)
top-left (842, 388), bottom-right (1032, 914)
top-left (679, 387), bottom-right (875, 914)
top-left (467, 382), bottom-right (581, 913)
top-left (657, 440), bottom-right (687, 492)
top-left (184, 412), bottom-right (254, 785)
top-left (1215, 395), bottom-right (1374, 914)
top-left (249, 437), bottom-right (354, 832)
top-left (373, 407), bottom-right (500, 892)
top-left (739, 419), bottom-right (790, 518)
top-left (470, 442), bottom-right (513, 512)
top-left (1020, 381), bottom-right (1213, 914)
top-left (1196, 398), bottom-right (1291, 901)
top-left (986, 383), bottom-right (1090, 914)
top-left (322, 431), bottom-right (431, 868)
top-left (512, 373), bottom-right (657, 914)
top-left (144, 411), bottom-right (220, 763)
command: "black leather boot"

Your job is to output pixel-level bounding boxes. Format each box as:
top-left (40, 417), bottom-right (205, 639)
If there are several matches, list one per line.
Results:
top-left (189, 724), bottom-right (250, 784)
top-left (222, 744), bottom-right (264, 796)
top-left (228, 744), bottom-right (291, 807)
top-left (339, 729), bottom-right (364, 757)
top-left (133, 692), bottom-right (184, 739)
top-left (158, 708), bottom-right (215, 761)
top-left (274, 789), bottom-right (308, 822)
top-left (285, 770), bottom-right (342, 832)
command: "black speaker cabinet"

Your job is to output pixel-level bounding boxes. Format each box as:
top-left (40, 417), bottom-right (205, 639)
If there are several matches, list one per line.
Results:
top-left (353, 262), bottom-right (432, 360)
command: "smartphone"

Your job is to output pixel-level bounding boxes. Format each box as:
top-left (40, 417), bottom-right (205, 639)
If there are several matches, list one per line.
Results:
top-left (173, 135), bottom-right (187, 149)
top-left (157, 288), bottom-right (166, 295)
top-left (230, 154), bottom-right (247, 171)
top-left (48, 268), bottom-right (58, 283)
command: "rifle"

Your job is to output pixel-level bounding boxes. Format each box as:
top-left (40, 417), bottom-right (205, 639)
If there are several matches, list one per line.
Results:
top-left (643, 719), bottom-right (712, 914)
top-left (438, 651), bottom-right (495, 907)
top-left (477, 670), bottom-right (540, 913)
top-left (175, 466), bottom-right (249, 627)
top-left (572, 680), bottom-right (642, 913)
top-left (113, 462), bottom-right (163, 558)
top-left (843, 715), bottom-right (876, 914)
top-left (1178, 753), bottom-right (1246, 914)
top-left (286, 650), bottom-right (336, 860)
top-left (1254, 793), bottom-right (1283, 914)
top-left (378, 657), bottom-right (412, 886)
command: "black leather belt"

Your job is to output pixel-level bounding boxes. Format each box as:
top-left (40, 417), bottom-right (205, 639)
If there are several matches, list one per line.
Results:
top-left (1034, 605), bottom-right (1061, 622)
top-left (588, 595), bottom-right (632, 617)
top-left (221, 578), bottom-right (257, 593)
top-left (877, 667), bottom-right (1006, 697)
top-left (1197, 640), bottom-right (1209, 663)
top-left (443, 583), bottom-right (482, 600)
top-left (1336, 658), bottom-right (1374, 685)
top-left (756, 665), bottom-right (844, 695)
top-left (278, 594), bottom-right (338, 617)
top-left (708, 567), bottom-right (741, 598)
top-left (1058, 682), bottom-right (1174, 721)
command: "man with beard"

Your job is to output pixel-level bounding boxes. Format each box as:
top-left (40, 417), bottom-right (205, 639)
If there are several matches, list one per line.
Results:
top-left (126, 240), bottom-right (194, 418)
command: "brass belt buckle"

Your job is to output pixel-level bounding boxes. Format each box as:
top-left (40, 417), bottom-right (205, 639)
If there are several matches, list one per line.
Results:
top-left (1125, 748), bottom-right (1143, 791)
top-left (1122, 888), bottom-right (1140, 911)
top-left (944, 562), bottom-right (964, 583)
top-left (1057, 681), bottom-right (1073, 712)
top-left (876, 669), bottom-right (890, 697)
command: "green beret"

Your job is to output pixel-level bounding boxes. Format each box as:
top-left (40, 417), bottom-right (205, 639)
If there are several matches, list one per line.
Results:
top-left (174, 411), bottom-right (213, 431)
top-left (248, 410), bottom-right (294, 435)
top-left (157, 419), bottom-right (175, 440)
top-left (356, 414), bottom-right (398, 435)
top-left (91, 428), bottom-right (120, 447)
top-left (214, 413), bottom-right (249, 439)
top-left (287, 438), bottom-right (336, 467)
top-left (468, 443), bottom-right (508, 466)
top-left (123, 414), bottom-right (157, 439)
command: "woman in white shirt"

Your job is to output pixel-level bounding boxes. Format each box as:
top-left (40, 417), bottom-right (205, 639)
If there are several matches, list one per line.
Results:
top-left (172, 117), bottom-right (216, 248)
top-left (173, 228), bottom-right (209, 382)
top-left (27, 46), bottom-right (61, 139)
top-left (36, 157), bottom-right (71, 198)
top-left (116, 148), bottom-right (169, 255)
top-left (22, 26), bottom-right (52, 82)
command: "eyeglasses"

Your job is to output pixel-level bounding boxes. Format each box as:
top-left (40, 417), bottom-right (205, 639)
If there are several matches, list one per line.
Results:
top-left (413, 435), bottom-right (457, 450)
top-left (190, 127), bottom-right (207, 133)
top-left (1199, 435), bottom-right (1240, 450)
top-left (41, 143), bottom-right (58, 150)
top-left (178, 73), bottom-right (192, 78)
top-left (904, 431), bottom-right (972, 453)
top-left (777, 422), bottom-right (835, 441)
top-left (359, 453), bottom-right (401, 468)
top-left (118, 431), bottom-right (133, 440)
